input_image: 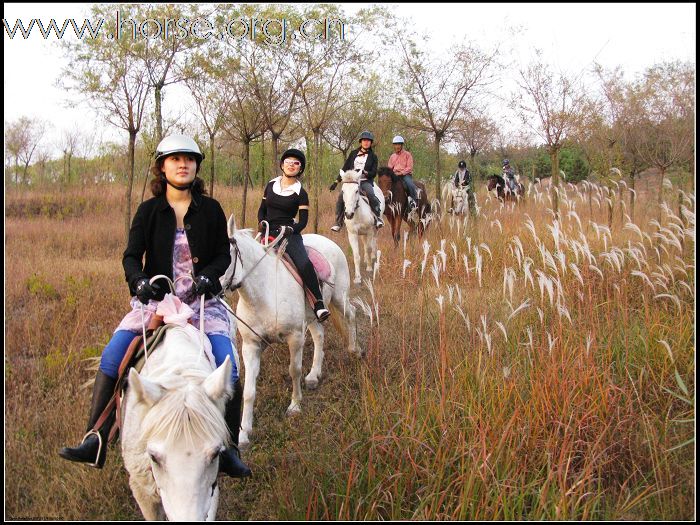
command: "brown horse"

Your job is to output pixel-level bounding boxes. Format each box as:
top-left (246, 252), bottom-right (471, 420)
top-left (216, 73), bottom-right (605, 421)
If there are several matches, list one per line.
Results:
top-left (376, 167), bottom-right (432, 246)
top-left (487, 174), bottom-right (524, 203)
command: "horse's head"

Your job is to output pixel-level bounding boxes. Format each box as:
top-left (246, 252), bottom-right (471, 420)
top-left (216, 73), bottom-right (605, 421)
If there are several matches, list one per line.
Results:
top-left (129, 356), bottom-right (233, 521)
top-left (221, 214), bottom-right (264, 292)
top-left (487, 175), bottom-right (504, 192)
top-left (339, 168), bottom-right (361, 219)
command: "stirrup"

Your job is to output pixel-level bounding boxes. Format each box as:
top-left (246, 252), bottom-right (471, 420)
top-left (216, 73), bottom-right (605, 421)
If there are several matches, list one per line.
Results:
top-left (330, 224), bottom-right (341, 232)
top-left (82, 429), bottom-right (103, 468)
top-left (315, 307), bottom-right (330, 322)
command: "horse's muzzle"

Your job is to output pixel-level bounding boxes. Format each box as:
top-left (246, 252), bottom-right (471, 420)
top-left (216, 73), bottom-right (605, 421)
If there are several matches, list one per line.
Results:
top-left (345, 212), bottom-right (354, 220)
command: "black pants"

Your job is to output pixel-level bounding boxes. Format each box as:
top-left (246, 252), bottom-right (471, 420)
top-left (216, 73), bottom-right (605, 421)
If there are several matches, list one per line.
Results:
top-left (335, 181), bottom-right (381, 217)
top-left (284, 233), bottom-right (323, 302)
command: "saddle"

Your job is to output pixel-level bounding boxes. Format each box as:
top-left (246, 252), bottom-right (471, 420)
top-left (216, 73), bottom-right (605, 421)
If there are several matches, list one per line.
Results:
top-left (260, 236), bottom-right (333, 310)
top-left (91, 315), bottom-right (169, 443)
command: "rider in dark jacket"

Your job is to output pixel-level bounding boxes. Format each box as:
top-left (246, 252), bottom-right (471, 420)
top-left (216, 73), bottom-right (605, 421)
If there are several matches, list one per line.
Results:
top-left (330, 131), bottom-right (383, 231)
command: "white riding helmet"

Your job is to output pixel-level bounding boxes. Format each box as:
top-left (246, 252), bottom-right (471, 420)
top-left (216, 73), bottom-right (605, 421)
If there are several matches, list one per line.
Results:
top-left (392, 135), bottom-right (405, 144)
top-left (155, 134), bottom-right (204, 165)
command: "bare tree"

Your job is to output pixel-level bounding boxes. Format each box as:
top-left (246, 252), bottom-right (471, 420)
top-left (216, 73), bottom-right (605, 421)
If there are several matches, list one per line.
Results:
top-left (513, 55), bottom-right (589, 217)
top-left (61, 4), bottom-right (151, 238)
top-left (453, 111), bottom-right (497, 173)
top-left (4, 117), bottom-right (46, 185)
top-left (396, 31), bottom-right (499, 199)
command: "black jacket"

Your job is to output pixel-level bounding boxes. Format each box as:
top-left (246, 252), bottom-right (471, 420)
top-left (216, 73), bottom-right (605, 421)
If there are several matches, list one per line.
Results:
top-left (339, 147), bottom-right (378, 182)
top-left (453, 169), bottom-right (472, 188)
top-left (122, 192), bottom-right (231, 300)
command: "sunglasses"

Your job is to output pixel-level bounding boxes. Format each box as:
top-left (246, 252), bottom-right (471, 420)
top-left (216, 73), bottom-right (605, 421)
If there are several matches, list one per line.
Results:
top-left (283, 159), bottom-right (301, 166)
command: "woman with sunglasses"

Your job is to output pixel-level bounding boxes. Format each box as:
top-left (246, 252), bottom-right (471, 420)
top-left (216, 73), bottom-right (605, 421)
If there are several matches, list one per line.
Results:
top-left (257, 149), bottom-right (330, 321)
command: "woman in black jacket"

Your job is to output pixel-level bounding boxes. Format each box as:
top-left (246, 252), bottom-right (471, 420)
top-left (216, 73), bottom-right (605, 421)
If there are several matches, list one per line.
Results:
top-left (329, 130), bottom-right (383, 231)
top-left (59, 134), bottom-right (251, 478)
top-left (258, 148), bottom-right (330, 322)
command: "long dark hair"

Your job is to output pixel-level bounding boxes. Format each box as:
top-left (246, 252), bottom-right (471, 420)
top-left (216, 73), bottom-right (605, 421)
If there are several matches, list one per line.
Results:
top-left (149, 158), bottom-right (207, 197)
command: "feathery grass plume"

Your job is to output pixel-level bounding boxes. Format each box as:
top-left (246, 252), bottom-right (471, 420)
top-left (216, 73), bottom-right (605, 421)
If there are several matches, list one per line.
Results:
top-left (479, 243), bottom-right (492, 260)
top-left (655, 293), bottom-right (682, 314)
top-left (508, 298), bottom-right (531, 322)
top-left (490, 219), bottom-right (503, 234)
top-left (402, 259), bottom-right (412, 279)
top-left (431, 256), bottom-right (441, 288)
top-left (547, 332), bottom-right (557, 353)
top-left (567, 210), bottom-right (582, 231)
top-left (657, 339), bottom-right (675, 362)
top-left (364, 278), bottom-right (379, 323)
top-left (569, 262), bottom-right (584, 286)
top-left (453, 305), bottom-right (471, 332)
top-left (473, 247), bottom-right (483, 288)
top-left (446, 284), bottom-right (454, 304)
top-left (502, 366), bottom-right (511, 378)
top-left (435, 295), bottom-right (444, 312)
top-left (525, 218), bottom-right (538, 243)
top-left (557, 250), bottom-right (567, 276)
top-left (373, 250), bottom-right (381, 282)
top-left (450, 241), bottom-right (458, 264)
top-left (495, 320), bottom-right (508, 342)
top-left (437, 248), bottom-right (447, 273)
top-left (624, 222), bottom-right (644, 241)
top-left (462, 254), bottom-right (470, 276)
top-left (589, 264), bottom-right (604, 280)
top-left (466, 236), bottom-right (472, 253)
top-left (523, 257), bottom-right (535, 290)
top-left (502, 267), bottom-right (516, 303)
top-left (557, 303), bottom-right (573, 325)
top-left (352, 297), bottom-right (373, 325)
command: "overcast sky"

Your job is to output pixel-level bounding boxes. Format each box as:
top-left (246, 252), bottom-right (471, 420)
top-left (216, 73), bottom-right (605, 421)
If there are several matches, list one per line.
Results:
top-left (3, 2), bottom-right (696, 158)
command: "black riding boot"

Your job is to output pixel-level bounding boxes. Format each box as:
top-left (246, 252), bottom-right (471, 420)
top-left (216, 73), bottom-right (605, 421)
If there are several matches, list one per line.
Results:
top-left (373, 204), bottom-right (384, 228)
top-left (58, 370), bottom-right (117, 468)
top-left (219, 381), bottom-right (252, 478)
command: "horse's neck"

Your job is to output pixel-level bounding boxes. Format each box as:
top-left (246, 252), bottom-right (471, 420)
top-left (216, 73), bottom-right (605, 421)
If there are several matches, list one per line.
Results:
top-left (236, 236), bottom-right (297, 308)
top-left (141, 326), bottom-right (212, 380)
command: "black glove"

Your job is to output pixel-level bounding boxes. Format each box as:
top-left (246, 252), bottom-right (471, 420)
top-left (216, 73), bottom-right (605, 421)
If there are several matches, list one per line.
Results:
top-left (135, 278), bottom-right (160, 304)
top-left (329, 182), bottom-right (338, 191)
top-left (192, 275), bottom-right (214, 297)
top-left (258, 221), bottom-right (267, 233)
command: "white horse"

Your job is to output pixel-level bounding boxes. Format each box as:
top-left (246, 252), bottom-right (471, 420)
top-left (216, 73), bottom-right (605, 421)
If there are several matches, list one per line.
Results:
top-left (121, 322), bottom-right (234, 521)
top-left (221, 216), bottom-right (362, 448)
top-left (441, 181), bottom-right (469, 215)
top-left (339, 168), bottom-right (386, 284)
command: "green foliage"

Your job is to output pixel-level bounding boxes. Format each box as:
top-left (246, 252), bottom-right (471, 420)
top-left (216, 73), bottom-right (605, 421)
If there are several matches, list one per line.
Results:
top-left (26, 274), bottom-right (59, 300)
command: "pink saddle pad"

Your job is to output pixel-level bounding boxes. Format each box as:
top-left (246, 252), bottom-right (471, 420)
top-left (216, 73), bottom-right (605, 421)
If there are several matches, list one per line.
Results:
top-left (306, 246), bottom-right (332, 282)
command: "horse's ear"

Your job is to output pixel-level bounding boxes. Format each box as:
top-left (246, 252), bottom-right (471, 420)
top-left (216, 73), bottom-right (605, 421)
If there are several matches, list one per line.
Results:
top-left (203, 355), bottom-right (233, 402)
top-left (227, 214), bottom-right (237, 237)
top-left (129, 368), bottom-right (165, 408)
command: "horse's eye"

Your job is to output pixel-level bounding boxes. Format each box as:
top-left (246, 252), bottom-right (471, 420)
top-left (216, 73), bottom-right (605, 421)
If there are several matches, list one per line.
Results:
top-left (149, 453), bottom-right (160, 467)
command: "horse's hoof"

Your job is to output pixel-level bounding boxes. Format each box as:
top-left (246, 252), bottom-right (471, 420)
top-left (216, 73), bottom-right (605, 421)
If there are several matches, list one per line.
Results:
top-left (305, 376), bottom-right (320, 390)
top-left (286, 403), bottom-right (302, 417)
top-left (238, 435), bottom-right (251, 451)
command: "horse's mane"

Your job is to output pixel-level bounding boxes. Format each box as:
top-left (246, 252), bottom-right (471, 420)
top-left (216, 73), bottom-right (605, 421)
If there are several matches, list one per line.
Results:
top-left (341, 169), bottom-right (361, 183)
top-left (377, 166), bottom-right (397, 183)
top-left (140, 376), bottom-right (230, 448)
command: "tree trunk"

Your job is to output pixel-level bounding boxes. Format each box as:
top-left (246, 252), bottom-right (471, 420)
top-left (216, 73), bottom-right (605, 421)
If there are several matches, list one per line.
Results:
top-left (240, 139), bottom-right (250, 228)
top-left (434, 134), bottom-right (442, 202)
top-left (272, 133), bottom-right (281, 181)
top-left (155, 84), bottom-right (163, 142)
top-left (209, 133), bottom-right (216, 197)
top-left (312, 129), bottom-right (321, 232)
top-left (140, 161), bottom-right (150, 204)
top-left (260, 131), bottom-right (266, 189)
top-left (125, 129), bottom-right (137, 240)
top-left (550, 146), bottom-right (560, 218)
top-left (658, 166), bottom-right (666, 205)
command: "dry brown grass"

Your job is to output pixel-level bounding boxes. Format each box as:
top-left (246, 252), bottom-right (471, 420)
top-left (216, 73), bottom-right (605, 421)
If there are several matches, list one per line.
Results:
top-left (5, 178), bottom-right (695, 520)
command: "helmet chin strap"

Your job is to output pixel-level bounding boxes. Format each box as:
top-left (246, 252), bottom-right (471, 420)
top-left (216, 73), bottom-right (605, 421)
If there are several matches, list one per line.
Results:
top-left (162, 174), bottom-right (193, 191)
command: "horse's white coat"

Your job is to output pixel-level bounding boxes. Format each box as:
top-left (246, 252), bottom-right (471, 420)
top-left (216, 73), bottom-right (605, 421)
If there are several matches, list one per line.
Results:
top-left (221, 217), bottom-right (362, 448)
top-left (340, 168), bottom-right (385, 284)
top-left (121, 324), bottom-right (233, 521)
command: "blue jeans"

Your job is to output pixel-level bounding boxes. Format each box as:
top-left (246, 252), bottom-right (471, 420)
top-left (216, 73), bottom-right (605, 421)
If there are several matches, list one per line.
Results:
top-left (400, 174), bottom-right (418, 201)
top-left (100, 330), bottom-right (239, 383)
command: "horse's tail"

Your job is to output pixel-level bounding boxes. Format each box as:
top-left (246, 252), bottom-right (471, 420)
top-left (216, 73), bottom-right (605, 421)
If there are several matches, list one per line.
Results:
top-left (329, 301), bottom-right (348, 343)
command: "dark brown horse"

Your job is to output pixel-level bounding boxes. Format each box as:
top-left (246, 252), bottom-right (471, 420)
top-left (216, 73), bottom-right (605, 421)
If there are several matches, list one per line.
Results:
top-left (376, 167), bottom-right (432, 246)
top-left (487, 174), bottom-right (524, 203)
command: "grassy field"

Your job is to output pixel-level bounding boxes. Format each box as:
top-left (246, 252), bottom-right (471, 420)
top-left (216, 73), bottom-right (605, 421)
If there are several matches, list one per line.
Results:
top-left (5, 175), bottom-right (695, 520)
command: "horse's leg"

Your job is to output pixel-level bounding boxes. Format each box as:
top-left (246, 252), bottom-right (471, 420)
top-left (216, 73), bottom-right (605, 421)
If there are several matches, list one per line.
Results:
top-left (348, 231), bottom-right (362, 284)
top-left (305, 321), bottom-right (324, 390)
top-left (286, 332), bottom-right (304, 416)
top-left (393, 214), bottom-right (401, 246)
top-left (129, 478), bottom-right (165, 521)
top-left (239, 338), bottom-right (262, 448)
top-left (364, 234), bottom-right (374, 272)
top-left (369, 233), bottom-right (378, 272)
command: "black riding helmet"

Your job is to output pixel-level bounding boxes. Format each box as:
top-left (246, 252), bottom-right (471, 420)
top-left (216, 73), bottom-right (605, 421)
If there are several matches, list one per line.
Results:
top-left (280, 148), bottom-right (306, 175)
top-left (359, 130), bottom-right (374, 143)
top-left (458, 160), bottom-right (467, 168)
